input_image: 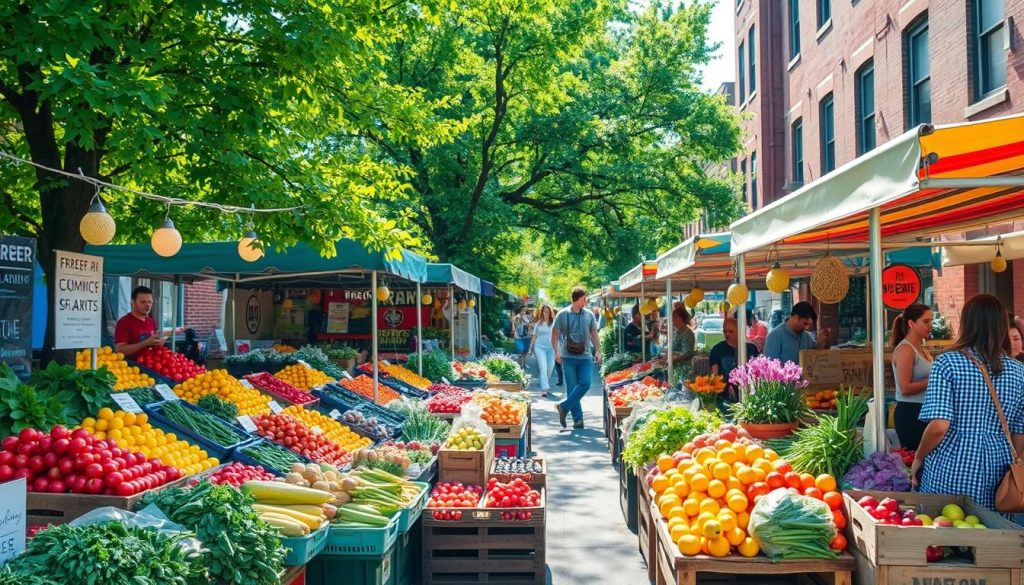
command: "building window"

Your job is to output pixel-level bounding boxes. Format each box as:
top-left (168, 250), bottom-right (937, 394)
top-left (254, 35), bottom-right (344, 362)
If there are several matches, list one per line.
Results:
top-left (750, 152), bottom-right (758, 209)
top-left (748, 26), bottom-right (756, 95)
top-left (792, 119), bottom-right (804, 184)
top-left (856, 60), bottom-right (876, 155)
top-left (740, 159), bottom-right (747, 202)
top-left (905, 17), bottom-right (931, 127)
top-left (817, 0), bottom-right (831, 28)
top-left (738, 41), bottom-right (746, 104)
top-left (820, 93), bottom-right (836, 173)
top-left (789, 0), bottom-right (801, 59)
top-left (972, 0), bottom-right (1006, 100)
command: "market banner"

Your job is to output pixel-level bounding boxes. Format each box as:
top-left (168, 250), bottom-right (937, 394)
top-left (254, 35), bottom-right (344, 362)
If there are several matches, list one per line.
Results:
top-left (54, 250), bottom-right (103, 350)
top-left (0, 236), bottom-right (35, 379)
top-left (881, 264), bottom-right (922, 311)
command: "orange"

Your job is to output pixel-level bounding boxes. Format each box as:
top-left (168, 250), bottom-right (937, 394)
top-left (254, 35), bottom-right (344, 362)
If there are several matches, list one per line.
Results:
top-left (700, 537), bottom-right (711, 555)
top-left (689, 473), bottom-right (709, 493)
top-left (682, 498), bottom-right (700, 517)
top-left (737, 537), bottom-right (760, 557)
top-left (657, 454), bottom-right (675, 472)
top-left (702, 457), bottom-right (721, 473)
top-left (682, 464), bottom-right (702, 483)
top-left (694, 447), bottom-right (715, 464)
top-left (702, 519), bottom-right (722, 539)
top-left (677, 534), bottom-right (702, 556)
top-left (717, 447), bottom-right (738, 464)
top-left (763, 448), bottom-right (779, 461)
top-left (799, 473), bottom-right (816, 490)
top-left (736, 465), bottom-right (757, 485)
top-left (727, 493), bottom-right (748, 513)
top-left (727, 477), bottom-right (744, 491)
top-left (707, 536), bottom-right (730, 557)
top-left (673, 482), bottom-right (691, 499)
top-left (651, 475), bottom-right (670, 494)
top-left (732, 443), bottom-right (747, 461)
top-left (726, 526), bottom-right (747, 547)
top-left (737, 511), bottom-right (750, 530)
top-left (712, 462), bottom-right (732, 481)
top-left (717, 510), bottom-right (737, 532)
top-left (815, 474), bottom-right (838, 492)
top-left (744, 444), bottom-right (764, 463)
top-left (698, 498), bottom-right (720, 516)
top-left (714, 439), bottom-right (732, 450)
top-left (670, 523), bottom-right (689, 543)
top-left (707, 479), bottom-right (726, 499)
top-left (668, 506), bottom-right (687, 522)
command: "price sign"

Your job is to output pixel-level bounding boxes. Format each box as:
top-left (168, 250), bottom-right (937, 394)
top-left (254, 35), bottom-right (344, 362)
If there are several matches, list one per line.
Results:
top-left (109, 393), bottom-right (143, 413)
top-left (341, 371), bottom-right (354, 380)
top-left (310, 426), bottom-right (322, 434)
top-left (441, 377), bottom-right (451, 384)
top-left (154, 384), bottom-right (179, 401)
top-left (329, 409), bottom-right (341, 419)
top-left (382, 359), bottom-right (391, 365)
top-left (297, 360), bottom-right (312, 369)
top-left (239, 379), bottom-right (254, 388)
top-left (0, 478), bottom-right (26, 564)
top-left (237, 415), bottom-right (258, 432)
top-left (268, 399), bottom-right (283, 414)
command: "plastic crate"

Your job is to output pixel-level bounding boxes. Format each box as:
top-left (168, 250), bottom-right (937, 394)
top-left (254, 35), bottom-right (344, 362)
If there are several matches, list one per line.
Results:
top-left (282, 522), bottom-right (329, 566)
top-left (125, 361), bottom-right (178, 386)
top-left (378, 377), bottom-right (429, 399)
top-left (322, 514), bottom-right (400, 557)
top-left (394, 518), bottom-right (421, 585)
top-left (230, 439), bottom-right (311, 476)
top-left (305, 544), bottom-right (395, 585)
top-left (397, 482), bottom-right (429, 533)
top-left (144, 400), bottom-right (255, 459)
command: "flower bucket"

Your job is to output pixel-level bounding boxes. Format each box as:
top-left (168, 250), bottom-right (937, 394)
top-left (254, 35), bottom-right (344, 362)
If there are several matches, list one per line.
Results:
top-left (741, 421), bottom-right (798, 439)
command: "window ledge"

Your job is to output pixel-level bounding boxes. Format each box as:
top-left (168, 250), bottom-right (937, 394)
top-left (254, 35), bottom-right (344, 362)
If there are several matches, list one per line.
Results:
top-left (744, 90), bottom-right (757, 109)
top-left (816, 19), bottom-right (833, 42)
top-left (964, 87), bottom-right (1009, 118)
top-left (788, 54), bottom-right (802, 71)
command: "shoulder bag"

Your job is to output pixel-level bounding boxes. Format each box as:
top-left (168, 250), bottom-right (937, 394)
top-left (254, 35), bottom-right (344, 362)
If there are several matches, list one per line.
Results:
top-left (962, 351), bottom-right (1024, 513)
top-left (565, 311), bottom-right (586, 355)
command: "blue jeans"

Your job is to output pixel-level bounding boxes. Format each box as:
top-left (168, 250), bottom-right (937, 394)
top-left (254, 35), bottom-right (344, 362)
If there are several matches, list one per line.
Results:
top-left (559, 356), bottom-right (593, 423)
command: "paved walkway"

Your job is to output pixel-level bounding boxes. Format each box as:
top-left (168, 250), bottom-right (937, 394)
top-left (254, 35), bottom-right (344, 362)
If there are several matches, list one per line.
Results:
top-left (521, 354), bottom-right (651, 585)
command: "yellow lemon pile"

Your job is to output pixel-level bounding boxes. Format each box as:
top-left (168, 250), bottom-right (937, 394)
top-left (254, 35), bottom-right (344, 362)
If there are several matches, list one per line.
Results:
top-left (274, 364), bottom-right (333, 391)
top-left (80, 408), bottom-right (218, 476)
top-left (281, 405), bottom-right (372, 452)
top-left (174, 370), bottom-right (270, 416)
top-left (76, 347), bottom-right (155, 389)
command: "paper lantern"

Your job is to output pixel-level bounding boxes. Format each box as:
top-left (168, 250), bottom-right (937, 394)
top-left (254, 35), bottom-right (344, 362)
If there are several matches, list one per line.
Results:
top-left (80, 201), bottom-right (116, 245)
top-left (690, 287), bottom-right (705, 303)
top-left (991, 250), bottom-right (1008, 273)
top-left (468, 298), bottom-right (476, 309)
top-left (638, 301), bottom-right (652, 316)
top-left (376, 286), bottom-right (391, 302)
top-left (727, 283), bottom-right (749, 307)
top-left (281, 296), bottom-right (293, 310)
top-left (810, 254), bottom-right (850, 304)
top-left (457, 300), bottom-right (467, 311)
top-left (151, 218), bottom-right (182, 257)
top-left (655, 297), bottom-right (664, 308)
top-left (765, 262), bottom-right (790, 293)
top-left (422, 293), bottom-right (433, 305)
top-left (237, 231), bottom-right (264, 262)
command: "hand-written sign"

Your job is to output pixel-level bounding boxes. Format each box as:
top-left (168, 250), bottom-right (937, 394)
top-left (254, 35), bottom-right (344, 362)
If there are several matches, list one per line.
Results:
top-left (0, 478), bottom-right (26, 563)
top-left (881, 264), bottom-right (922, 311)
top-left (54, 250), bottom-right (103, 350)
top-left (0, 236), bottom-right (35, 379)
top-left (800, 349), bottom-right (895, 389)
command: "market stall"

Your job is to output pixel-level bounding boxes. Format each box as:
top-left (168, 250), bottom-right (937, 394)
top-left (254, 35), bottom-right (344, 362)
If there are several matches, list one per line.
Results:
top-left (423, 263), bottom-right (481, 361)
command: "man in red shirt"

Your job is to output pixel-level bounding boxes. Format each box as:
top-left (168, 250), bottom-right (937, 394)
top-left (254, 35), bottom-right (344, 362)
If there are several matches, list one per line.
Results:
top-left (114, 286), bottom-right (165, 357)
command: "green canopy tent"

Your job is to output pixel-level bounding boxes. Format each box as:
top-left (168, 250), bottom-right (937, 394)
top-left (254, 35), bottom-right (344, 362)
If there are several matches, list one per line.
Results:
top-left (424, 263), bottom-right (483, 362)
top-left (86, 239), bottom-right (429, 402)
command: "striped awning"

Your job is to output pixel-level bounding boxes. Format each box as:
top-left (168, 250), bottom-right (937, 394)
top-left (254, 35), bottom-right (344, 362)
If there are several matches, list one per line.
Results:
top-left (730, 114), bottom-right (1024, 255)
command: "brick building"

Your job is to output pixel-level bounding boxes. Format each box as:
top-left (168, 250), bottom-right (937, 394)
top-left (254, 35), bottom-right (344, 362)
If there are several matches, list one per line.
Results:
top-left (734, 0), bottom-right (1024, 332)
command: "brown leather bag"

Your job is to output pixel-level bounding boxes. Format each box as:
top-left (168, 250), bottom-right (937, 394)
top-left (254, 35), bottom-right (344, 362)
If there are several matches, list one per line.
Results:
top-left (963, 351), bottom-right (1024, 513)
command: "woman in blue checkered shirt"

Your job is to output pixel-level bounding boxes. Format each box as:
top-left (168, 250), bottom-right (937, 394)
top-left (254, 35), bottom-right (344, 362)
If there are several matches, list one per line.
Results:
top-left (911, 295), bottom-right (1024, 513)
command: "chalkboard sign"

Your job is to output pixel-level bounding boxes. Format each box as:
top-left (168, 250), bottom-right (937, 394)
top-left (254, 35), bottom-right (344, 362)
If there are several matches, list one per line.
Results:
top-left (0, 236), bottom-right (36, 379)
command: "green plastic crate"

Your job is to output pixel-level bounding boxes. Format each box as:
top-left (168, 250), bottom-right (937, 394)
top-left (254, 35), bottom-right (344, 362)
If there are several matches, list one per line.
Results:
top-left (323, 514), bottom-right (399, 557)
top-left (306, 544), bottom-right (395, 585)
top-left (397, 482), bottom-right (429, 533)
top-left (394, 518), bottom-right (421, 585)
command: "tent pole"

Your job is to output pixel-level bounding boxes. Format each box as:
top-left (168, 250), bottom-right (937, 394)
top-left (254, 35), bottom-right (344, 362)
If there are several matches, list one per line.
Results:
top-left (449, 285), bottom-right (455, 359)
top-left (869, 208), bottom-right (886, 454)
top-left (416, 281), bottom-right (424, 376)
top-left (372, 270), bottom-right (379, 404)
top-left (737, 253), bottom-right (748, 366)
top-left (171, 277), bottom-right (179, 350)
top-left (477, 294), bottom-right (482, 359)
top-left (666, 279), bottom-right (673, 385)
top-left (640, 280), bottom-right (646, 362)
top-left (231, 277), bottom-right (237, 354)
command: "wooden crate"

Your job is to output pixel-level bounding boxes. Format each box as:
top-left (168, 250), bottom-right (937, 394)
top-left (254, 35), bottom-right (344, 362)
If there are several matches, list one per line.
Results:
top-left (654, 517), bottom-right (855, 585)
top-left (422, 490), bottom-right (545, 584)
top-left (27, 476), bottom-right (188, 527)
top-left (438, 433), bottom-right (495, 487)
top-left (844, 489), bottom-right (1024, 583)
top-left (614, 405), bottom-right (634, 419)
top-left (638, 477), bottom-right (657, 583)
top-left (619, 458), bottom-right (638, 533)
top-left (487, 381), bottom-right (525, 392)
top-left (489, 420), bottom-right (526, 440)
top-left (489, 457), bottom-right (546, 489)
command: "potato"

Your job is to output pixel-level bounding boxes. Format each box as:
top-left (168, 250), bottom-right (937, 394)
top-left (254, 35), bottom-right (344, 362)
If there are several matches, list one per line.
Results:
top-left (285, 472), bottom-right (304, 485)
top-left (291, 462), bottom-right (306, 474)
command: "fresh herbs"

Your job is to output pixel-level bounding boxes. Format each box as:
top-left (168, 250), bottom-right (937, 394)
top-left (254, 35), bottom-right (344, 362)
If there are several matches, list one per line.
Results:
top-left (621, 407), bottom-right (721, 470)
top-left (481, 353), bottom-right (528, 384)
top-left (409, 350), bottom-right (456, 382)
top-left (0, 522), bottom-right (206, 585)
top-left (600, 352), bottom-right (639, 377)
top-left (323, 345), bottom-right (358, 361)
top-left (142, 480), bottom-right (284, 585)
top-left (397, 404), bottom-right (452, 444)
top-left (29, 361), bottom-right (117, 423)
top-left (780, 388), bottom-right (870, 478)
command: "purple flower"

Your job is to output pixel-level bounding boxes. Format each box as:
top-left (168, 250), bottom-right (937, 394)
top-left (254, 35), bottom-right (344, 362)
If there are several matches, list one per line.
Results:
top-left (729, 356), bottom-right (807, 394)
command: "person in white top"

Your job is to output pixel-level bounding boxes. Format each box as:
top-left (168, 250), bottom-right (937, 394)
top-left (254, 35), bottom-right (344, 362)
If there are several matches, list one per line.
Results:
top-left (528, 305), bottom-right (556, 397)
top-left (891, 304), bottom-right (934, 450)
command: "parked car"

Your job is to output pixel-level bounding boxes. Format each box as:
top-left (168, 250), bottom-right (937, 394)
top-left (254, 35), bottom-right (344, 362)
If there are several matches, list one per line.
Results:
top-left (695, 317), bottom-right (724, 348)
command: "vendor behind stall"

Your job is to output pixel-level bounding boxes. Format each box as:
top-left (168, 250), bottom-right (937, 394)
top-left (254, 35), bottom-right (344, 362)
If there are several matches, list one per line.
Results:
top-left (763, 301), bottom-right (829, 364)
top-left (114, 286), bottom-right (165, 357)
top-left (710, 318), bottom-right (759, 400)
top-left (624, 305), bottom-right (654, 355)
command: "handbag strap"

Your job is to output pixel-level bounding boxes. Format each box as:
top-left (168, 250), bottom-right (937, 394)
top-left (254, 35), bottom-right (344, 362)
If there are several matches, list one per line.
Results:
top-left (961, 351), bottom-right (1024, 464)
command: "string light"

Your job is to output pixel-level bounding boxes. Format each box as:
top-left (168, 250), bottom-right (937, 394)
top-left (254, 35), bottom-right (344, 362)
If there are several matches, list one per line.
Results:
top-left (79, 185), bottom-right (115, 245)
top-left (151, 205), bottom-right (182, 257)
top-left (421, 293), bottom-right (433, 305)
top-left (237, 209), bottom-right (264, 262)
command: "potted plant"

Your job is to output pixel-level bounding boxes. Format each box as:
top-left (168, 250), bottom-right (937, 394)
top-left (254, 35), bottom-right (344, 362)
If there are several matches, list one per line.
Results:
top-left (325, 345), bottom-right (358, 374)
top-left (728, 356), bottom-right (810, 439)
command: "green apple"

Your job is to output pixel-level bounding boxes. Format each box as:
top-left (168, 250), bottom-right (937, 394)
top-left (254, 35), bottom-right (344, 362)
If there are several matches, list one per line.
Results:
top-left (964, 514), bottom-right (981, 525)
top-left (917, 514), bottom-right (933, 526)
top-left (973, 524), bottom-right (988, 529)
top-left (941, 504), bottom-right (966, 522)
top-left (954, 521), bottom-right (972, 528)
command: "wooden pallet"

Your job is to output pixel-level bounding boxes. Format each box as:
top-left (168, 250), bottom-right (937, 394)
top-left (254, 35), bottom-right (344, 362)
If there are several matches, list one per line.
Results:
top-left (654, 517), bottom-right (854, 585)
top-left (422, 492), bottom-right (546, 585)
top-left (844, 490), bottom-right (1024, 585)
top-left (638, 477), bottom-right (656, 583)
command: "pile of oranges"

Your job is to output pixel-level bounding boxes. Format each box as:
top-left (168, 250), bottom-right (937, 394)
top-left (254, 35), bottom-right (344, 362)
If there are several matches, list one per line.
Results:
top-left (173, 370), bottom-right (271, 416)
top-left (340, 375), bottom-right (401, 405)
top-left (274, 363), bottom-right (333, 390)
top-left (75, 347), bottom-right (155, 389)
top-left (472, 393), bottom-right (526, 425)
top-left (80, 408), bottom-right (219, 476)
top-left (378, 361), bottom-right (432, 390)
top-left (649, 423), bottom-right (846, 558)
top-left (281, 405), bottom-right (372, 453)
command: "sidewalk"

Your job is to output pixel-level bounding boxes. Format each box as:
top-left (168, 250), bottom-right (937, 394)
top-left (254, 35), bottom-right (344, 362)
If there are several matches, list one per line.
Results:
top-left (521, 354), bottom-right (650, 584)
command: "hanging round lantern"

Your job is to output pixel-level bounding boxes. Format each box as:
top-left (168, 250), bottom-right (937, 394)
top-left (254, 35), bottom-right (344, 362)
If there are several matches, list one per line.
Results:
top-left (457, 299), bottom-right (467, 311)
top-left (727, 283), bottom-right (749, 307)
top-left (151, 218), bottom-right (182, 258)
top-left (655, 297), bottom-right (664, 308)
top-left (690, 286), bottom-right (705, 303)
top-left (422, 293), bottom-right (433, 305)
top-left (80, 200), bottom-right (116, 245)
top-left (810, 253), bottom-right (850, 304)
top-left (468, 298), bottom-right (476, 309)
top-left (375, 286), bottom-right (391, 302)
top-left (684, 294), bottom-right (697, 309)
top-left (991, 250), bottom-right (1008, 273)
top-left (237, 230), bottom-right (264, 262)
top-left (281, 296), bottom-right (293, 310)
top-left (308, 289), bottom-right (322, 305)
top-left (638, 301), bottom-right (652, 316)
top-left (765, 262), bottom-right (791, 293)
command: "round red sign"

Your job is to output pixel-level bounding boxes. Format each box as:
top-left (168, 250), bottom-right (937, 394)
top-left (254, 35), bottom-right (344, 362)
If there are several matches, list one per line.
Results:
top-left (881, 264), bottom-right (922, 311)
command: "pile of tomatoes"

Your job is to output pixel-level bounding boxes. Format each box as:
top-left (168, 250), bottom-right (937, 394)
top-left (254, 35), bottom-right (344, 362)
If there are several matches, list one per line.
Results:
top-left (132, 346), bottom-right (205, 383)
top-left (426, 390), bottom-right (471, 414)
top-left (251, 413), bottom-right (350, 467)
top-left (245, 372), bottom-right (317, 406)
top-left (485, 478), bottom-right (540, 520)
top-left (427, 482), bottom-right (483, 520)
top-left (202, 462), bottom-right (277, 487)
top-left (0, 426), bottom-right (181, 496)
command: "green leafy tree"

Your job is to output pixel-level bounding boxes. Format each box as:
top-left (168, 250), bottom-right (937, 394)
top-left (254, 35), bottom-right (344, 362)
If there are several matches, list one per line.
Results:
top-left (0, 1), bottom-right (459, 358)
